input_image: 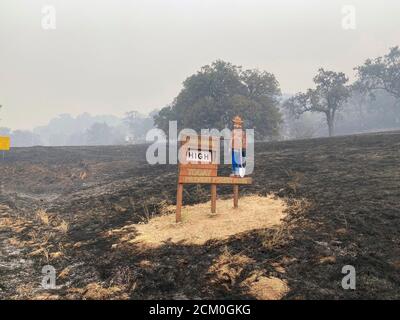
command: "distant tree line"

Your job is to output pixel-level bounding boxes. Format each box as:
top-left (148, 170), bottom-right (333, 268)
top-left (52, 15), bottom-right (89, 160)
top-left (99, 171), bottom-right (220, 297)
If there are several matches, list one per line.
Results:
top-left (1, 46), bottom-right (399, 146)
top-left (0, 112), bottom-right (156, 147)
top-left (154, 47), bottom-right (400, 139)
top-left (283, 46), bottom-right (400, 137)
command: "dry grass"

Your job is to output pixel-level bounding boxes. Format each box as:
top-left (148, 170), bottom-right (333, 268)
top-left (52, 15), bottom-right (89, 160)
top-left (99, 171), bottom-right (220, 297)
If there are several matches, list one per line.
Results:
top-left (36, 209), bottom-right (50, 225)
top-left (56, 220), bottom-right (69, 234)
top-left (207, 247), bottom-right (289, 299)
top-left (262, 226), bottom-right (288, 250)
top-left (82, 283), bottom-right (127, 300)
top-left (208, 247), bottom-right (255, 288)
top-left (124, 195), bottom-right (287, 246)
top-left (241, 272), bottom-right (289, 300)
top-left (286, 170), bottom-right (304, 193)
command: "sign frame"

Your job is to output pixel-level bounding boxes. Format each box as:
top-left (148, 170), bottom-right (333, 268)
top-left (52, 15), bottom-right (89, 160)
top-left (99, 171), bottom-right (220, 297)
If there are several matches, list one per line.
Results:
top-left (176, 133), bottom-right (251, 223)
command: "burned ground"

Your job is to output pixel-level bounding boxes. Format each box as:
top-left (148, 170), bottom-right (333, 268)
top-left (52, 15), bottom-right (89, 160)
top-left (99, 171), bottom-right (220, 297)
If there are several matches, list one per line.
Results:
top-left (0, 131), bottom-right (399, 299)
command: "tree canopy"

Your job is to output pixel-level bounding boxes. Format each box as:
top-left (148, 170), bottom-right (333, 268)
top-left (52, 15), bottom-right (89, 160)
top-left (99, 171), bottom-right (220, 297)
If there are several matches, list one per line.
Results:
top-left (355, 46), bottom-right (400, 100)
top-left (283, 69), bottom-right (351, 137)
top-left (154, 60), bottom-right (282, 139)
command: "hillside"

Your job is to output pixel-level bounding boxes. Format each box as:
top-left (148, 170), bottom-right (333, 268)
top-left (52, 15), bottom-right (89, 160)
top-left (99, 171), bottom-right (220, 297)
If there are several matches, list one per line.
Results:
top-left (1, 131), bottom-right (399, 299)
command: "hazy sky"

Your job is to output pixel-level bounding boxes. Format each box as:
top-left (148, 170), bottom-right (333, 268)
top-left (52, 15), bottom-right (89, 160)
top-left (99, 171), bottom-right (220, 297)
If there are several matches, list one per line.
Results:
top-left (1, 0), bottom-right (399, 130)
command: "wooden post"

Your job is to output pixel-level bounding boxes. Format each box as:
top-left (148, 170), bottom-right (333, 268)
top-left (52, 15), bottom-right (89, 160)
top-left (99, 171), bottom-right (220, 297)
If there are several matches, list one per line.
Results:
top-left (211, 184), bottom-right (217, 213)
top-left (233, 185), bottom-right (239, 208)
top-left (176, 183), bottom-right (183, 222)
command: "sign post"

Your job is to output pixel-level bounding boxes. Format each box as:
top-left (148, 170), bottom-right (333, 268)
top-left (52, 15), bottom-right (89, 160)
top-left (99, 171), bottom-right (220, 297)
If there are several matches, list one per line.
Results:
top-left (233, 185), bottom-right (239, 208)
top-left (176, 183), bottom-right (184, 223)
top-left (211, 184), bottom-right (217, 213)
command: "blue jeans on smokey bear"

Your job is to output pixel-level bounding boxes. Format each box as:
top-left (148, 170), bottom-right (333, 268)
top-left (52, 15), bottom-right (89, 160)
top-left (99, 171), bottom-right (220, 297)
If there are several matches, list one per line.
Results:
top-left (232, 149), bottom-right (246, 176)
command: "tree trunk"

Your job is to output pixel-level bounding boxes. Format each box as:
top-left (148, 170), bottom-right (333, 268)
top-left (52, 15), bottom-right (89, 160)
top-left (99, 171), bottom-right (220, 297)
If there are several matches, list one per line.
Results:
top-left (326, 113), bottom-right (334, 137)
top-left (328, 121), bottom-right (334, 137)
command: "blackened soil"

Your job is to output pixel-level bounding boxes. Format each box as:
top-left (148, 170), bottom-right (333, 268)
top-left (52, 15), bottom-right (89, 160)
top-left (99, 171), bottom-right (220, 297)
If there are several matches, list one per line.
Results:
top-left (0, 131), bottom-right (399, 299)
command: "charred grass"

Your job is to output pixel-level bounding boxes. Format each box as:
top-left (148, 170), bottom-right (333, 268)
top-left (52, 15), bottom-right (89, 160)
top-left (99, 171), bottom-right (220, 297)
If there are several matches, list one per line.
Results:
top-left (0, 132), bottom-right (400, 299)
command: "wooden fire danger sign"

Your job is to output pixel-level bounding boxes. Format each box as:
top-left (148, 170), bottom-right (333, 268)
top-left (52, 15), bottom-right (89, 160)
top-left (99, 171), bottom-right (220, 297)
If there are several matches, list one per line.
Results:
top-left (176, 131), bottom-right (252, 223)
top-left (178, 135), bottom-right (219, 177)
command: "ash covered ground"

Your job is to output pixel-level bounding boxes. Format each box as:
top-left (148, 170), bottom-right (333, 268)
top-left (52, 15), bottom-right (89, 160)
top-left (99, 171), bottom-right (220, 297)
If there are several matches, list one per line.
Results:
top-left (1, 131), bottom-right (399, 299)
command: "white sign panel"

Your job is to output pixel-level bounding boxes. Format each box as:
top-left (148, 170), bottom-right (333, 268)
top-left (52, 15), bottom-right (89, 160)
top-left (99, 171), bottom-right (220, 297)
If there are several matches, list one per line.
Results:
top-left (186, 149), bottom-right (212, 163)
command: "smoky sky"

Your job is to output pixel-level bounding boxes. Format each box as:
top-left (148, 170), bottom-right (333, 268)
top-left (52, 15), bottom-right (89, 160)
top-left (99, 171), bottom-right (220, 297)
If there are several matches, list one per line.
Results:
top-left (1, 0), bottom-right (399, 130)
